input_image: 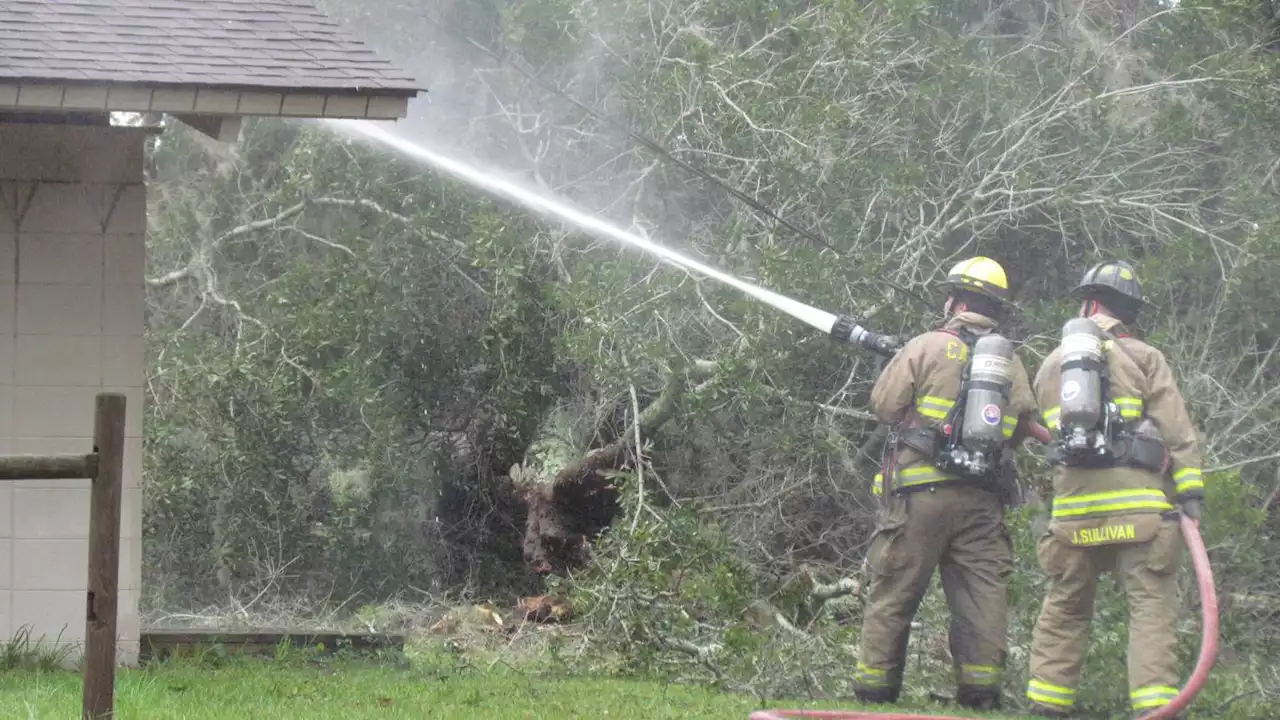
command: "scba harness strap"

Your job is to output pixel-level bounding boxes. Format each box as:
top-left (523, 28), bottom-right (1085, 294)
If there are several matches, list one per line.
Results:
top-left (893, 327), bottom-right (979, 468)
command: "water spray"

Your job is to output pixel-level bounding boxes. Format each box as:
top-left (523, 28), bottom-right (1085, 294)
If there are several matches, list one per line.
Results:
top-left (460, 36), bottom-right (837, 254)
top-left (322, 119), bottom-right (899, 357)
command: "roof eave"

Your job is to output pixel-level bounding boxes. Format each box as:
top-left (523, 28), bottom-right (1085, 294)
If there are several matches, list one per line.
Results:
top-left (0, 76), bottom-right (425, 98)
top-left (0, 80), bottom-right (421, 120)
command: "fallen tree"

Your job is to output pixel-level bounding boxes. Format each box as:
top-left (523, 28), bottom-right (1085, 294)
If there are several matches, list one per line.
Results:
top-left (510, 361), bottom-right (704, 573)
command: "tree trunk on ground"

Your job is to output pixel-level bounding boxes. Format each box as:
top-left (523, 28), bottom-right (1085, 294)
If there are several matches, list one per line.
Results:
top-left (511, 366), bottom-right (691, 574)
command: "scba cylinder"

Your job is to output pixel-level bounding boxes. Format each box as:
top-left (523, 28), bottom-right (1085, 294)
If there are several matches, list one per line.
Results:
top-left (1059, 318), bottom-right (1105, 433)
top-left (960, 334), bottom-right (1015, 451)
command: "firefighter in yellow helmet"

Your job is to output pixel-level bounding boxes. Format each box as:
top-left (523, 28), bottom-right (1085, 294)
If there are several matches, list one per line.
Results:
top-left (1026, 260), bottom-right (1203, 719)
top-left (852, 257), bottom-right (1039, 711)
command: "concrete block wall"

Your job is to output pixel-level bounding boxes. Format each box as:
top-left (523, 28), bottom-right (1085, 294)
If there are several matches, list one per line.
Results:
top-left (0, 123), bottom-right (146, 665)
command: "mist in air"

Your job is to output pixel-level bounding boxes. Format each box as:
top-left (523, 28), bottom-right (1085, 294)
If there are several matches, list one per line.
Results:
top-left (322, 118), bottom-right (840, 335)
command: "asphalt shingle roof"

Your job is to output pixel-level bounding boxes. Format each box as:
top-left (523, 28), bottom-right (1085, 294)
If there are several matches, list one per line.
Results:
top-left (0, 0), bottom-right (422, 94)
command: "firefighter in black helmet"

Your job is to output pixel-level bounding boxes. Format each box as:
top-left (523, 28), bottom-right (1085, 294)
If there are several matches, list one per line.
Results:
top-left (1076, 260), bottom-right (1146, 324)
top-left (1026, 260), bottom-right (1204, 719)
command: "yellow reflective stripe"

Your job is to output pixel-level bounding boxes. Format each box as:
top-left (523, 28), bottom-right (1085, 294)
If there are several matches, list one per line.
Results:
top-left (1131, 685), bottom-right (1178, 710)
top-left (1174, 468), bottom-right (1205, 494)
top-left (1027, 679), bottom-right (1076, 708)
top-left (1052, 488), bottom-right (1173, 518)
top-left (915, 395), bottom-right (955, 420)
top-left (1002, 415), bottom-right (1017, 439)
top-left (855, 663), bottom-right (890, 688)
top-left (899, 466), bottom-right (937, 476)
top-left (959, 664), bottom-right (1001, 686)
top-left (1030, 679), bottom-right (1075, 695)
top-left (896, 465), bottom-right (952, 488)
top-left (872, 473), bottom-right (883, 496)
top-left (919, 396), bottom-right (956, 408)
top-left (1042, 406), bottom-right (1060, 429)
top-left (1114, 396), bottom-right (1144, 419)
top-left (1131, 685), bottom-right (1178, 698)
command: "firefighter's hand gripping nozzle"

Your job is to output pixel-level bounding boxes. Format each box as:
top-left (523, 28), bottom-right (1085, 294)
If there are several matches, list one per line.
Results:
top-left (830, 315), bottom-right (900, 357)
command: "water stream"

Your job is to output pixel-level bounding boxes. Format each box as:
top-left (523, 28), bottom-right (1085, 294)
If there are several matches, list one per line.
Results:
top-left (321, 119), bottom-right (839, 335)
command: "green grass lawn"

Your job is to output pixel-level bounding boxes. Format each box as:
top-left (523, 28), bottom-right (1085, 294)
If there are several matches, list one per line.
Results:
top-left (0, 654), bottom-right (1013, 720)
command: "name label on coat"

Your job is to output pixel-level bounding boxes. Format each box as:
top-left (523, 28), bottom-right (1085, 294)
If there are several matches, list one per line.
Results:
top-left (1070, 523), bottom-right (1137, 546)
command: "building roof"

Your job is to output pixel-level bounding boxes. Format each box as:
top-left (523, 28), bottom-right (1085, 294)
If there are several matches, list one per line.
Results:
top-left (0, 0), bottom-right (422, 95)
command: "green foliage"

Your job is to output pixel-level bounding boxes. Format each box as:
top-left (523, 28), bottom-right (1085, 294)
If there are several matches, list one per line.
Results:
top-left (145, 119), bottom-right (564, 606)
top-left (142, 0), bottom-right (1280, 712)
top-left (560, 477), bottom-right (759, 679)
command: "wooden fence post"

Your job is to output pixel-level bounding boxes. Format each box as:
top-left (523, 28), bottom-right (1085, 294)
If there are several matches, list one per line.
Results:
top-left (82, 393), bottom-right (126, 720)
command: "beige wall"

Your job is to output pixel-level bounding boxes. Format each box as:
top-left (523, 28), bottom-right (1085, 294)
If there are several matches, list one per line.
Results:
top-left (0, 123), bottom-right (145, 665)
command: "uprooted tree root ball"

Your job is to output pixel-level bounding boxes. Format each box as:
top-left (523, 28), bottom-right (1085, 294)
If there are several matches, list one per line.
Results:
top-left (512, 366), bottom-right (694, 574)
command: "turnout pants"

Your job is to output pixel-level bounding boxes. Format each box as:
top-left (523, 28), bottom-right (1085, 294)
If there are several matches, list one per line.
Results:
top-left (1027, 513), bottom-right (1184, 716)
top-left (854, 484), bottom-right (1013, 703)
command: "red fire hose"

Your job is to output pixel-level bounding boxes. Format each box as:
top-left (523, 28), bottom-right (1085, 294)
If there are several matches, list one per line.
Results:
top-left (750, 423), bottom-right (1219, 720)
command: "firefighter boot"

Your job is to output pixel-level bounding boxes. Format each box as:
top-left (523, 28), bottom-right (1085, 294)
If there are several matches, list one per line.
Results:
top-left (956, 685), bottom-right (1001, 710)
top-left (853, 687), bottom-right (899, 705)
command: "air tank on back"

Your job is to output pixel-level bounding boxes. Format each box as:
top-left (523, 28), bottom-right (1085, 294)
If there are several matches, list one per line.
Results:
top-left (1059, 318), bottom-right (1105, 449)
top-left (960, 334), bottom-right (1015, 452)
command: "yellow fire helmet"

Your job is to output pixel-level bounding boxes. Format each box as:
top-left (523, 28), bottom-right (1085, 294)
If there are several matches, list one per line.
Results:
top-left (941, 256), bottom-right (1010, 302)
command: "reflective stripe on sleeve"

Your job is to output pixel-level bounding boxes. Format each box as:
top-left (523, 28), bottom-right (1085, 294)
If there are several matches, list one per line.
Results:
top-left (1114, 396), bottom-right (1144, 420)
top-left (915, 395), bottom-right (956, 420)
top-left (1173, 467), bottom-right (1205, 495)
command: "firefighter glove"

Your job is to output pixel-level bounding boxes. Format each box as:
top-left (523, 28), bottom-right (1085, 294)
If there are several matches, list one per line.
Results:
top-left (1180, 497), bottom-right (1203, 520)
top-left (869, 333), bottom-right (901, 356)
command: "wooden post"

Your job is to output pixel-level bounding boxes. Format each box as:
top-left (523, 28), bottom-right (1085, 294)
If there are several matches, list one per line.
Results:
top-left (83, 393), bottom-right (126, 720)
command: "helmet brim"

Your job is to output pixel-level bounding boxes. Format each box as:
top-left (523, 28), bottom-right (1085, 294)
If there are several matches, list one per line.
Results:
top-left (938, 280), bottom-right (1010, 304)
top-left (1070, 283), bottom-right (1150, 308)
top-left (937, 281), bottom-right (1023, 316)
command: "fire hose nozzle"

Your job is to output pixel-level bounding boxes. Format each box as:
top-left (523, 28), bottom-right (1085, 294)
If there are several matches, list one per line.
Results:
top-left (831, 315), bottom-right (900, 358)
